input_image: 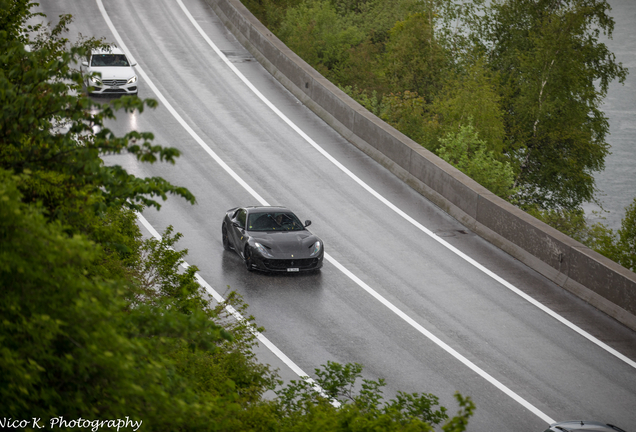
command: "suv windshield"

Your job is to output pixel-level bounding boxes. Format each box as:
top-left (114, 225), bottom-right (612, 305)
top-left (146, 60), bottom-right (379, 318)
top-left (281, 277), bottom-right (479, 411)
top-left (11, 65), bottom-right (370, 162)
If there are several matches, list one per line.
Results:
top-left (247, 212), bottom-right (304, 232)
top-left (91, 54), bottom-right (130, 67)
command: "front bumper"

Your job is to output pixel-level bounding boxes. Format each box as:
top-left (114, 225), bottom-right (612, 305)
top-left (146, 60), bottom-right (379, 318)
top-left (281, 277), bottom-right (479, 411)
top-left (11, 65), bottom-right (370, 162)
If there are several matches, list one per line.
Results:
top-left (87, 80), bottom-right (138, 96)
top-left (251, 254), bottom-right (323, 272)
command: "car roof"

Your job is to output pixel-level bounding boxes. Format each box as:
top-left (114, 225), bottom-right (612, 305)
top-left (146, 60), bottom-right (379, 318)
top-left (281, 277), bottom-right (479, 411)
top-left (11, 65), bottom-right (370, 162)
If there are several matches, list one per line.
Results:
top-left (91, 47), bottom-right (126, 55)
top-left (245, 206), bottom-right (291, 213)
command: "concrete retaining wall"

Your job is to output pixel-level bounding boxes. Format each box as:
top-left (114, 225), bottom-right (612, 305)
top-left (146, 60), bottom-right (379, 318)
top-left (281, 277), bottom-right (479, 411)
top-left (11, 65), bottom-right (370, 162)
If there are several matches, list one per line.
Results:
top-left (205, 0), bottom-right (636, 331)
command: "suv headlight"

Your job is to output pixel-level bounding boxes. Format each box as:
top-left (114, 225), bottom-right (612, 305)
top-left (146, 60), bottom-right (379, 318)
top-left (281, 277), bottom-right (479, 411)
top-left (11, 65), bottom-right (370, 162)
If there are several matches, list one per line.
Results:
top-left (254, 242), bottom-right (274, 258)
top-left (127, 75), bottom-right (138, 84)
top-left (309, 241), bottom-right (322, 257)
top-left (89, 75), bottom-right (102, 85)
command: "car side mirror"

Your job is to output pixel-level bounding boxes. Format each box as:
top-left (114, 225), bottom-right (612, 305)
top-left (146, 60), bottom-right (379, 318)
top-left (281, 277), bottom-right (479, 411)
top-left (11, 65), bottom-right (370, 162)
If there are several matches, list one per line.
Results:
top-left (304, 220), bottom-right (311, 227)
top-left (82, 61), bottom-right (88, 67)
top-left (233, 222), bottom-right (244, 230)
top-left (131, 63), bottom-right (137, 67)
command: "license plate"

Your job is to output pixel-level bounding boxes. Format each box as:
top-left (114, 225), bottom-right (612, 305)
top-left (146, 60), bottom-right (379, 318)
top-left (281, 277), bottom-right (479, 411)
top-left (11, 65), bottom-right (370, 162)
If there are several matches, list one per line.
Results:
top-left (287, 268), bottom-right (299, 272)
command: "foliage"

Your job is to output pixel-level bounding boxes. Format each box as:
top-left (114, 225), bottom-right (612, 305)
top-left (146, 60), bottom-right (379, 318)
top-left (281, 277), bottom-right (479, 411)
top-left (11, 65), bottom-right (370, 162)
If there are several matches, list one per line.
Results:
top-left (384, 12), bottom-right (446, 99)
top-left (340, 85), bottom-right (384, 117)
top-left (584, 199), bottom-right (636, 272)
top-left (481, 0), bottom-right (628, 211)
top-left (525, 206), bottom-right (590, 243)
top-left (0, 170), bottom-right (256, 429)
top-left (524, 199), bottom-right (636, 272)
top-left (278, 0), bottom-right (365, 77)
top-left (274, 361), bottom-right (474, 431)
top-left (0, 0), bottom-right (39, 42)
top-left (380, 91), bottom-right (439, 150)
top-left (432, 58), bottom-right (505, 156)
top-left (131, 225), bottom-right (206, 314)
top-left (240, 0), bottom-right (304, 32)
top-left (333, 36), bottom-right (388, 93)
top-left (437, 121), bottom-right (516, 199)
top-left (614, 199), bottom-right (636, 271)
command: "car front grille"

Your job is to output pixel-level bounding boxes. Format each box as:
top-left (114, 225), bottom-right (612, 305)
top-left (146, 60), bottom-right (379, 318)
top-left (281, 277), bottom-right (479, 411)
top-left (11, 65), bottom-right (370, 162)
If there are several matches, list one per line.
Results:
top-left (263, 258), bottom-right (319, 270)
top-left (102, 79), bottom-right (128, 86)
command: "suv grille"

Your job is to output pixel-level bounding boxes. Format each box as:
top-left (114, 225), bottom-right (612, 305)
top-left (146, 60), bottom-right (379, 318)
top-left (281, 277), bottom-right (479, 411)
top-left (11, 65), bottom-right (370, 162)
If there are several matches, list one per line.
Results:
top-left (102, 79), bottom-right (127, 86)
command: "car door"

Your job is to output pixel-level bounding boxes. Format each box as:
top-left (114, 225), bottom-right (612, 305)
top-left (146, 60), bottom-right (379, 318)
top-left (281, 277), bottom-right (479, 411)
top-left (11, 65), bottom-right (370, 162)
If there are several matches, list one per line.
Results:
top-left (229, 208), bottom-right (249, 257)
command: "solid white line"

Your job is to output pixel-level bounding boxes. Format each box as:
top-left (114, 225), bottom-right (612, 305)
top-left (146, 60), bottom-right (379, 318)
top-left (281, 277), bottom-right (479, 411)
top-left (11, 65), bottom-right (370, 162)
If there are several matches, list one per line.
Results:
top-left (174, 0), bottom-right (636, 372)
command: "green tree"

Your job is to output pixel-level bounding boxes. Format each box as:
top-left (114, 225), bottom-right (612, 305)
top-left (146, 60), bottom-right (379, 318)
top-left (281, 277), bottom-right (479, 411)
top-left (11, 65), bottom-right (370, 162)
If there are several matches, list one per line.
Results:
top-left (525, 207), bottom-right (590, 243)
top-left (0, 170), bottom-right (249, 429)
top-left (437, 121), bottom-right (516, 199)
top-left (432, 59), bottom-right (506, 156)
top-left (584, 198), bottom-right (636, 272)
top-left (380, 91), bottom-right (440, 150)
top-left (278, 0), bottom-right (364, 77)
top-left (240, 0), bottom-right (303, 32)
top-left (384, 11), bottom-right (447, 99)
top-left (481, 0), bottom-right (628, 211)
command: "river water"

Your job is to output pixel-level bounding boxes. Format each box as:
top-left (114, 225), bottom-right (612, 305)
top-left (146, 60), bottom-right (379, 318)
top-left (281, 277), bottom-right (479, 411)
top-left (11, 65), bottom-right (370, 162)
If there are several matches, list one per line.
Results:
top-left (583, 0), bottom-right (636, 230)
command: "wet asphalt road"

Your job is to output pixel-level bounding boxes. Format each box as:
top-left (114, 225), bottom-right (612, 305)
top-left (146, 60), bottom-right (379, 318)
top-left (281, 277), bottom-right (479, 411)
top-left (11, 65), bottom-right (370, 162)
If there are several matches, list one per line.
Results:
top-left (36, 0), bottom-right (636, 430)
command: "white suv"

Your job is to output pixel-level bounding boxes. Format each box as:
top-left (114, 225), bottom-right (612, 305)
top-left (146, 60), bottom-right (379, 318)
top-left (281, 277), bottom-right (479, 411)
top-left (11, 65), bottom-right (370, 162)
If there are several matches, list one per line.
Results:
top-left (82, 47), bottom-right (138, 96)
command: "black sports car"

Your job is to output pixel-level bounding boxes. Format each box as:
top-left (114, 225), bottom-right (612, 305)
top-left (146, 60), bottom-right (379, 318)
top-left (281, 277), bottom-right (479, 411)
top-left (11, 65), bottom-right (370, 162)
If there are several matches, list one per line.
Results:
top-left (222, 206), bottom-right (324, 272)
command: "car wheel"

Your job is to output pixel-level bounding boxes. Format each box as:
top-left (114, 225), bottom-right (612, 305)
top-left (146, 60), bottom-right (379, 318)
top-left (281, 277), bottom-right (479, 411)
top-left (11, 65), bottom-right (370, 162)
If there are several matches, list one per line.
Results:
top-left (244, 246), bottom-right (254, 272)
top-left (222, 224), bottom-right (231, 251)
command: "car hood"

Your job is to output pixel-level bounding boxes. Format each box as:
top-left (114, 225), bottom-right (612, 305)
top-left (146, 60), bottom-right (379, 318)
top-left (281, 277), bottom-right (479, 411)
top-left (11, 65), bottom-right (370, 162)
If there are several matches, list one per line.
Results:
top-left (250, 231), bottom-right (319, 256)
top-left (89, 66), bottom-right (136, 80)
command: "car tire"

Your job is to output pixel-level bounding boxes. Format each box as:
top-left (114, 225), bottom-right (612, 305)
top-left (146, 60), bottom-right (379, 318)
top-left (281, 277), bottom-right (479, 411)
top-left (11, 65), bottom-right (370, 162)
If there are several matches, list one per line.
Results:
top-left (244, 246), bottom-right (254, 272)
top-left (222, 224), bottom-right (231, 251)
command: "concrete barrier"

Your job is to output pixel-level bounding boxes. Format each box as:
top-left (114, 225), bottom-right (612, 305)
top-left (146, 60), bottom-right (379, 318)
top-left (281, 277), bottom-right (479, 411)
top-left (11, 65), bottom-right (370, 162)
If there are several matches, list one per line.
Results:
top-left (205, 0), bottom-right (636, 331)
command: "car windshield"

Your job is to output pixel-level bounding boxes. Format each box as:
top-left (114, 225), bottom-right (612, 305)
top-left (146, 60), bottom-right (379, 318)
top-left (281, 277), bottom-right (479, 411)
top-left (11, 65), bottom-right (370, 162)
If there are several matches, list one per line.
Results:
top-left (91, 54), bottom-right (130, 67)
top-left (247, 212), bottom-right (304, 232)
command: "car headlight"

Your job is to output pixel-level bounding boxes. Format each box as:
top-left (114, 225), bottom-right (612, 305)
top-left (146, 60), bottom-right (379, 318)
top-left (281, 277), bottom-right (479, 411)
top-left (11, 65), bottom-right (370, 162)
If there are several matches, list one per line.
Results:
top-left (309, 241), bottom-right (322, 257)
top-left (89, 75), bottom-right (102, 85)
top-left (127, 75), bottom-right (138, 84)
top-left (254, 242), bottom-right (274, 258)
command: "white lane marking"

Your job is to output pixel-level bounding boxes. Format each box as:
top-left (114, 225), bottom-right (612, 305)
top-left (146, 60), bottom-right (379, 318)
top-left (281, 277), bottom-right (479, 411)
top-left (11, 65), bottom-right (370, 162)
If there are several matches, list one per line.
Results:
top-left (174, 0), bottom-right (636, 372)
top-left (135, 211), bottom-right (339, 406)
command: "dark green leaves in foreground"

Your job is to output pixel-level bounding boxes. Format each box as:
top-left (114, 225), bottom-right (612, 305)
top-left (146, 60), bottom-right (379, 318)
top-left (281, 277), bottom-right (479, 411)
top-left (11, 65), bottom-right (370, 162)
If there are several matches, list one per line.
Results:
top-left (274, 361), bottom-right (474, 431)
